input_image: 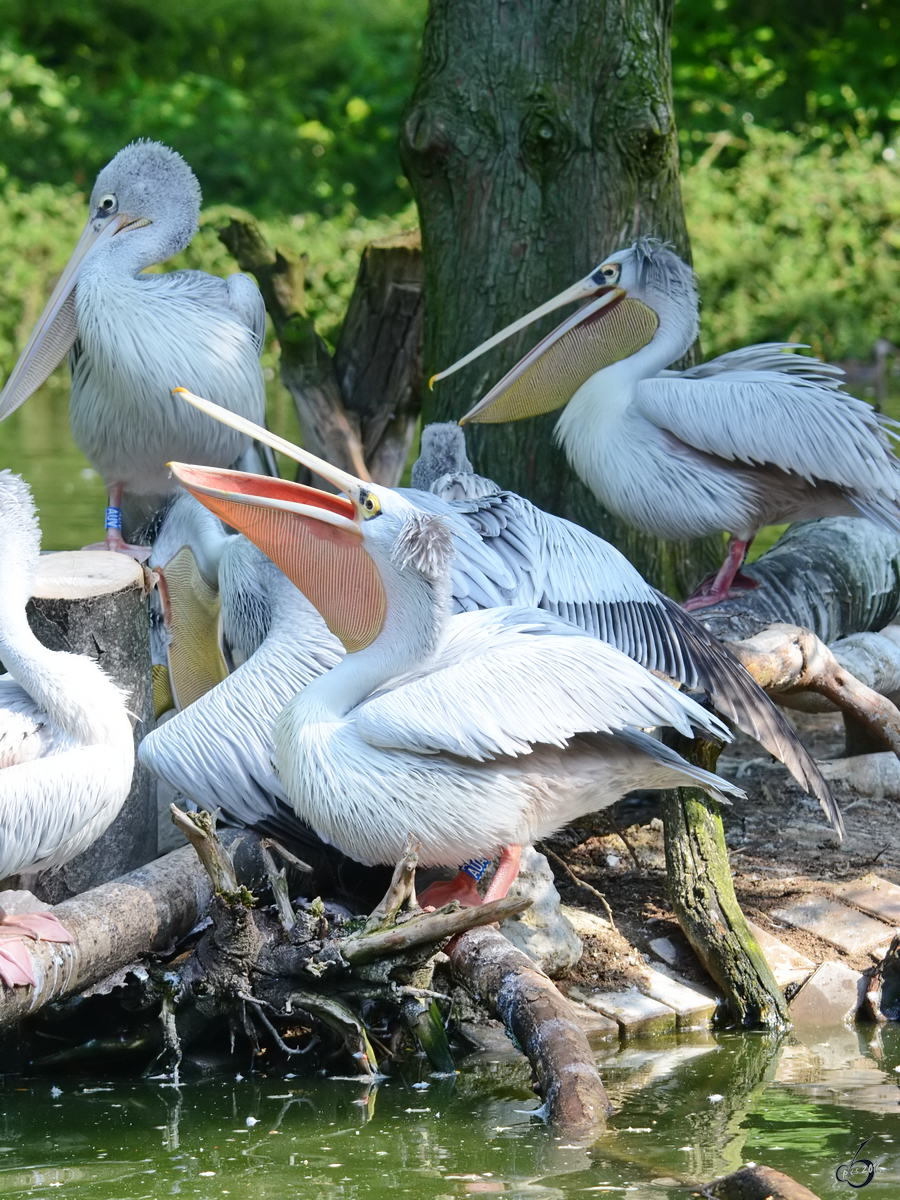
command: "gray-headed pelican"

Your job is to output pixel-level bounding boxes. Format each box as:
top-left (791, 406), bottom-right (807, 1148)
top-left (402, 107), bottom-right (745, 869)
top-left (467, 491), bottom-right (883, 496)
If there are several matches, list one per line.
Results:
top-left (432, 240), bottom-right (900, 610)
top-left (0, 473), bottom-right (134, 986)
top-left (167, 449), bottom-right (746, 907)
top-left (0, 141), bottom-right (266, 556)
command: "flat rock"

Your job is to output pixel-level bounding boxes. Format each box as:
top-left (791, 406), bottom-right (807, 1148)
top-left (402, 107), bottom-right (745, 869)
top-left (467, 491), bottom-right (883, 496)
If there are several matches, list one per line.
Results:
top-left (746, 919), bottom-right (816, 986)
top-left (567, 1001), bottom-right (619, 1043)
top-left (642, 966), bottom-right (720, 1029)
top-left (647, 934), bottom-right (698, 974)
top-left (771, 895), bottom-right (894, 954)
top-left (789, 960), bottom-right (867, 1026)
top-left (833, 875), bottom-right (900, 926)
top-left (499, 848), bottom-right (582, 978)
top-left (572, 986), bottom-right (677, 1037)
top-left (559, 904), bottom-right (614, 939)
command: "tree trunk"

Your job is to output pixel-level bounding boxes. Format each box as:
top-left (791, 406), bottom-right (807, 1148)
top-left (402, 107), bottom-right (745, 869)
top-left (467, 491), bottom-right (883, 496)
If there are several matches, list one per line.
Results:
top-left (400, 0), bottom-right (721, 595)
top-left (335, 231), bottom-right (424, 485)
top-left (663, 738), bottom-right (790, 1030)
top-left (2, 552), bottom-right (157, 902)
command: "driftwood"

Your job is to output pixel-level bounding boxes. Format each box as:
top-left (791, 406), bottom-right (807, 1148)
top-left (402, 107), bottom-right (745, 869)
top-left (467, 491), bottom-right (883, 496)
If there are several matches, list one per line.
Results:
top-left (218, 218), bottom-right (423, 487)
top-left (705, 1164), bottom-right (823, 1200)
top-left (663, 737), bottom-right (790, 1030)
top-left (0, 551), bottom-right (157, 902)
top-left (449, 924), bottom-right (611, 1131)
top-left (0, 828), bottom-right (266, 1032)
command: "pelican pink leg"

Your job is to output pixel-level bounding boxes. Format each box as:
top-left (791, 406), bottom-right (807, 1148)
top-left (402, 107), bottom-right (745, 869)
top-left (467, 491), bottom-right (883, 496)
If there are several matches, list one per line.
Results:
top-left (683, 537), bottom-right (759, 612)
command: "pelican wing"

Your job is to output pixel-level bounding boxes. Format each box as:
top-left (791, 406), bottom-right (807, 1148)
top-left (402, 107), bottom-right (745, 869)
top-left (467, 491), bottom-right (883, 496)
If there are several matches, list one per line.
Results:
top-left (671, 343), bottom-right (845, 388)
top-left (0, 745), bottom-right (126, 878)
top-left (635, 371), bottom-right (900, 497)
top-left (0, 679), bottom-right (74, 767)
top-left (354, 607), bottom-right (730, 762)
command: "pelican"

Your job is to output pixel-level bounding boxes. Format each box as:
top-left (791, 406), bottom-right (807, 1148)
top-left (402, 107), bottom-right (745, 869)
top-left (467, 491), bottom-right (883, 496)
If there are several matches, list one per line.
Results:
top-left (0, 472), bottom-right (134, 986)
top-left (0, 141), bottom-right (266, 556)
top-left (167, 396), bottom-right (842, 835)
top-left (431, 239), bottom-right (900, 609)
top-left (167, 453), bottom-right (746, 907)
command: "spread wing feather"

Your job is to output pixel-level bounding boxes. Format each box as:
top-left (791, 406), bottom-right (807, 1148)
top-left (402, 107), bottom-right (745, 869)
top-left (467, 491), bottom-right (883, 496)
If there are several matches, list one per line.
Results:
top-left (355, 608), bottom-right (730, 761)
top-left (636, 372), bottom-right (900, 498)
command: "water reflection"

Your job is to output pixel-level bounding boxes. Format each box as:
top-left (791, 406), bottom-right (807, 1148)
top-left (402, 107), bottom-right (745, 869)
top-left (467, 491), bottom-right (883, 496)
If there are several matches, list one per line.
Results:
top-left (1, 1025), bottom-right (898, 1198)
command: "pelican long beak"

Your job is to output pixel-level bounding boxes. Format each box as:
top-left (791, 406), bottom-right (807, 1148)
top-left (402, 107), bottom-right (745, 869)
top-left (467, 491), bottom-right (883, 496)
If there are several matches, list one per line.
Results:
top-left (169, 462), bottom-right (387, 653)
top-left (0, 212), bottom-right (149, 419)
top-left (429, 273), bottom-right (660, 426)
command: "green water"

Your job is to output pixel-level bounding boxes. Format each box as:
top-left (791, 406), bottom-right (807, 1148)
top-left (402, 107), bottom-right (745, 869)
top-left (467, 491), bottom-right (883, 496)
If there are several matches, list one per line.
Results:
top-left (2, 1026), bottom-right (899, 1198)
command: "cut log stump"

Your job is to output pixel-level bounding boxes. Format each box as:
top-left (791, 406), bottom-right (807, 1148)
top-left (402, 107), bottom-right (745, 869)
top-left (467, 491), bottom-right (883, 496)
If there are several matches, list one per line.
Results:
top-left (1, 552), bottom-right (156, 901)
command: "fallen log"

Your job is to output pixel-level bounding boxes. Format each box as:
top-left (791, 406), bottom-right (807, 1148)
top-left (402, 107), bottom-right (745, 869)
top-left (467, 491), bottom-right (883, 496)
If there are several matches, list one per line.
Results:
top-left (449, 924), bottom-right (611, 1132)
top-left (0, 829), bottom-right (266, 1032)
top-left (706, 1163), bottom-right (823, 1200)
top-left (1, 551), bottom-right (157, 902)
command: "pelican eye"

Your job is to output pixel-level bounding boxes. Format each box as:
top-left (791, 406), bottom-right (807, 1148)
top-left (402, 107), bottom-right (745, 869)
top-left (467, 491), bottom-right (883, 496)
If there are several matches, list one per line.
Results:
top-left (97, 194), bottom-right (118, 216)
top-left (359, 488), bottom-right (382, 520)
top-left (591, 262), bottom-right (621, 286)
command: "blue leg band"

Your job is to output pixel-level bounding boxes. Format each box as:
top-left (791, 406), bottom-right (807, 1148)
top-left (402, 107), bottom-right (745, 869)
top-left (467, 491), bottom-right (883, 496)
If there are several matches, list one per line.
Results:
top-left (460, 857), bottom-right (492, 883)
top-left (105, 506), bottom-right (123, 532)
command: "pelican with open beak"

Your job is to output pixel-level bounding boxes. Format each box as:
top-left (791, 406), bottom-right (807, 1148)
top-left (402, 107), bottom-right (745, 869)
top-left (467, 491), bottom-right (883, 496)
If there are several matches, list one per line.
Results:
top-left (432, 239), bottom-right (900, 610)
top-left (167, 393), bottom-right (746, 906)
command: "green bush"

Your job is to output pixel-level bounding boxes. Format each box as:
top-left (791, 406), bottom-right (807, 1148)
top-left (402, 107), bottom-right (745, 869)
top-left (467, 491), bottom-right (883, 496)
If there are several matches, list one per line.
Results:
top-left (684, 128), bottom-right (900, 359)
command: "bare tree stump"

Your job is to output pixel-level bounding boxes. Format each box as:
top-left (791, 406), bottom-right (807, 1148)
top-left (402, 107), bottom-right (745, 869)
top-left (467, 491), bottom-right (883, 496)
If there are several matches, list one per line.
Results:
top-left (450, 924), bottom-right (611, 1131)
top-left (1, 551), bottom-right (157, 902)
top-left (335, 231), bottom-right (424, 485)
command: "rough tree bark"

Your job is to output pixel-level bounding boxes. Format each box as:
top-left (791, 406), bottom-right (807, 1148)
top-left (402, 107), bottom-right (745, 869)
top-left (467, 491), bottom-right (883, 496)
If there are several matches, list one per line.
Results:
top-left (218, 220), bottom-right (423, 487)
top-left (400, 0), bottom-right (721, 595)
top-left (0, 552), bottom-right (157, 902)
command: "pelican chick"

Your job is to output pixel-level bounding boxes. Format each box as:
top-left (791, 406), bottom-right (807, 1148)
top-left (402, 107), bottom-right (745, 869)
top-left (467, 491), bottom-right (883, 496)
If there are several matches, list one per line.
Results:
top-left (167, 443), bottom-right (745, 907)
top-left (0, 472), bottom-right (134, 986)
top-left (0, 141), bottom-right (266, 556)
top-left (433, 239), bottom-right (900, 609)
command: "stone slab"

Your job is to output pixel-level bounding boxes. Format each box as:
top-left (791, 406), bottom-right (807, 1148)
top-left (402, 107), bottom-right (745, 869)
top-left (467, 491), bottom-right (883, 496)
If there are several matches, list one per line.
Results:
top-left (789, 960), bottom-right (867, 1026)
top-left (833, 876), bottom-right (900, 927)
top-left (770, 895), bottom-right (894, 954)
top-left (647, 935), bottom-right (699, 974)
top-left (746, 919), bottom-right (816, 987)
top-left (642, 966), bottom-right (720, 1029)
top-left (559, 904), bottom-right (615, 939)
top-left (567, 1001), bottom-right (620, 1043)
top-left (572, 986), bottom-right (677, 1037)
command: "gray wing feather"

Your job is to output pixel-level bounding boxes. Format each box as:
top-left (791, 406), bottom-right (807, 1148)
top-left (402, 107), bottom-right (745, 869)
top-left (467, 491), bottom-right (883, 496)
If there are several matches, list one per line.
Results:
top-left (355, 607), bottom-right (731, 761)
top-left (636, 372), bottom-right (900, 498)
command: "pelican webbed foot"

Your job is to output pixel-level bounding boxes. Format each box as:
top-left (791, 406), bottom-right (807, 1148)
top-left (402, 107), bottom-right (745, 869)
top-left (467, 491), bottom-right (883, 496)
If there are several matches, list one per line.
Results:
top-left (0, 909), bottom-right (73, 988)
top-left (83, 530), bottom-right (152, 561)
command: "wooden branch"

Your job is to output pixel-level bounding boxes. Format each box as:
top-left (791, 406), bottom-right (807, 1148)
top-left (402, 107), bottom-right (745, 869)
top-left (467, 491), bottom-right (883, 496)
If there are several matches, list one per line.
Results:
top-left (449, 925), bottom-right (611, 1131)
top-left (217, 216), bottom-right (370, 481)
top-left (663, 736), bottom-right (791, 1030)
top-left (0, 830), bottom-right (267, 1030)
top-left (706, 1164), bottom-right (824, 1200)
top-left (340, 894), bottom-right (531, 965)
top-left (334, 231), bottom-right (423, 486)
top-left (170, 806), bottom-right (240, 893)
top-left (726, 624), bottom-right (900, 754)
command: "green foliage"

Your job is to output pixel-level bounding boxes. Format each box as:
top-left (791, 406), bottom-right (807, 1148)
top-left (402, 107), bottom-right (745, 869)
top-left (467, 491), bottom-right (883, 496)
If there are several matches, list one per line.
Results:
top-left (0, 0), bottom-right (425, 215)
top-left (684, 128), bottom-right (900, 359)
top-left (673, 0), bottom-right (900, 167)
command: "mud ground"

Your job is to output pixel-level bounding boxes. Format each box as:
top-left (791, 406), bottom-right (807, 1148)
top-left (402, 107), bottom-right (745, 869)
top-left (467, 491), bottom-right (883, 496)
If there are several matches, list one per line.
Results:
top-left (541, 710), bottom-right (900, 991)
